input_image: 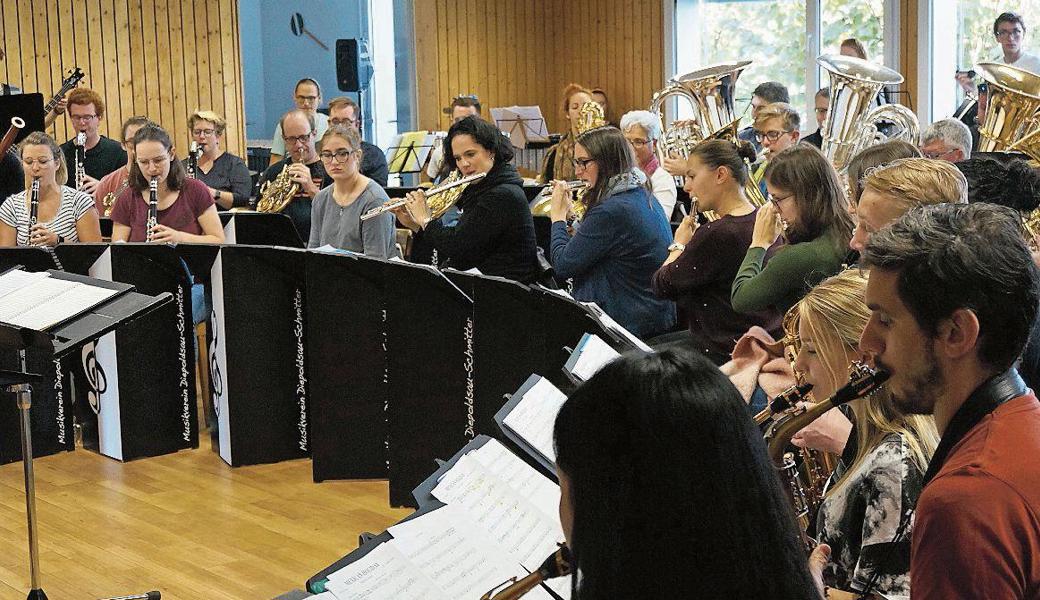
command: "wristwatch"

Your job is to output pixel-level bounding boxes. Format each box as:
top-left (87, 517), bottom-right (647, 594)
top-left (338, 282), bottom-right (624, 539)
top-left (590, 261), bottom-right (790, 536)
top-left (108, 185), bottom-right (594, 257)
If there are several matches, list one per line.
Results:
top-left (213, 188), bottom-right (220, 200)
top-left (668, 242), bottom-right (686, 252)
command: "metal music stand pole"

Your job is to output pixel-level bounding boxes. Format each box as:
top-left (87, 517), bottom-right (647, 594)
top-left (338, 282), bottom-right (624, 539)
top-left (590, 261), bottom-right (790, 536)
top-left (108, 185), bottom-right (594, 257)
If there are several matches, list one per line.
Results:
top-left (8, 349), bottom-right (48, 600)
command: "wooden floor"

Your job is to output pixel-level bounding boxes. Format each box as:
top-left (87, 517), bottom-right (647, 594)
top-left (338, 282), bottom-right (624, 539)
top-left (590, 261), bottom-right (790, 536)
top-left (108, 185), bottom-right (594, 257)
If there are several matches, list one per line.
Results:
top-left (0, 434), bottom-right (411, 600)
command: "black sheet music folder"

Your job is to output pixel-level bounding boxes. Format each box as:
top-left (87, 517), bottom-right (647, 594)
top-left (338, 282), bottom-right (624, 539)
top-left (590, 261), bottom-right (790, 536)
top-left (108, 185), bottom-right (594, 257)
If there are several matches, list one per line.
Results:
top-left (493, 375), bottom-right (558, 481)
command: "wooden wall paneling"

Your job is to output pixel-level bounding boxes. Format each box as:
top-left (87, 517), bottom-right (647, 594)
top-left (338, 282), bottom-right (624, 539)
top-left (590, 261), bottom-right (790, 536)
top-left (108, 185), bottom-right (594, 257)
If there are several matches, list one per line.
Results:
top-left (17, 0), bottom-right (38, 104)
top-left (205, 0), bottom-right (225, 128)
top-left (114, 0), bottom-right (133, 135)
top-left (232, 0), bottom-right (244, 153)
top-left (101, 0), bottom-right (122, 139)
top-left (192, 1), bottom-right (212, 125)
top-left (45, 0), bottom-right (65, 142)
top-left (413, 0), bottom-right (437, 131)
top-left (31, 1), bottom-right (52, 123)
top-left (219, 0), bottom-right (242, 156)
top-left (140, 0), bottom-right (160, 125)
top-left (180, 0), bottom-right (199, 123)
top-left (168, 0), bottom-right (188, 151)
top-left (126, 0), bottom-right (145, 118)
top-left (154, 0), bottom-right (174, 136)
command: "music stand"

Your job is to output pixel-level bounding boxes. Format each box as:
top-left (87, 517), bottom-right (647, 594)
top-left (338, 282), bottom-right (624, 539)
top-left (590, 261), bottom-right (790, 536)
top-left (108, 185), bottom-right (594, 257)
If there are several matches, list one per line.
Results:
top-left (490, 106), bottom-right (549, 149)
top-left (0, 269), bottom-right (172, 600)
top-left (385, 131), bottom-right (438, 175)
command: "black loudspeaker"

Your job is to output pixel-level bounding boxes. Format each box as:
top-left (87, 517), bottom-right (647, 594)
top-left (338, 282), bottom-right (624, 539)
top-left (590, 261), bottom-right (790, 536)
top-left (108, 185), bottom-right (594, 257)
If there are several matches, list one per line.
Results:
top-left (336, 38), bottom-right (373, 92)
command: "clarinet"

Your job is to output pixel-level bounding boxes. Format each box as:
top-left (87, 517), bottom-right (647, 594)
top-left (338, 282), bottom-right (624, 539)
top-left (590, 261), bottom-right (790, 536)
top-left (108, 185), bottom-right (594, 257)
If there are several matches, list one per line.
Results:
top-left (187, 141), bottom-right (200, 178)
top-left (146, 177), bottom-right (159, 242)
top-left (28, 177), bottom-right (40, 244)
top-left (74, 131), bottom-right (87, 189)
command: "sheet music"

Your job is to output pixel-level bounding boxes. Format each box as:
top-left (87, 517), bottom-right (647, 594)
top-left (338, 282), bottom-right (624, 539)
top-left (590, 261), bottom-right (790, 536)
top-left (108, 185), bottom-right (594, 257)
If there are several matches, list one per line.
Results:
top-left (570, 333), bottom-right (622, 381)
top-left (491, 106), bottom-right (549, 147)
top-left (325, 541), bottom-right (447, 600)
top-left (467, 440), bottom-right (562, 521)
top-left (386, 131), bottom-right (437, 173)
top-left (387, 505), bottom-right (553, 600)
top-left (502, 376), bottom-right (567, 464)
top-left (0, 269), bottom-right (49, 299)
top-left (0, 277), bottom-right (118, 330)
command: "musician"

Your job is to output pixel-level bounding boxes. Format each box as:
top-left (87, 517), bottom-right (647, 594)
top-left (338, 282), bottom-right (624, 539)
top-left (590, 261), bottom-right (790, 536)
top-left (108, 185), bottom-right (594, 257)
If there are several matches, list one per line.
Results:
top-left (308, 125), bottom-right (397, 258)
top-left (789, 269), bottom-right (938, 596)
top-left (652, 139), bottom-right (779, 364)
top-left (394, 116), bottom-right (539, 282)
top-left (590, 88), bottom-right (614, 126)
top-left (802, 87), bottom-right (829, 149)
top-left (619, 110), bottom-right (677, 220)
top-left (327, 97), bottom-right (389, 187)
top-left (256, 110), bottom-right (330, 242)
top-left (553, 344), bottom-right (821, 599)
top-left (731, 144), bottom-right (852, 315)
top-left (425, 95), bottom-right (481, 182)
top-left (959, 12), bottom-right (1040, 94)
top-left (919, 118), bottom-right (972, 162)
top-left (750, 102), bottom-right (801, 198)
top-left (181, 110), bottom-right (251, 210)
top-left (549, 126), bottom-right (675, 338)
top-left (847, 203), bottom-right (1040, 599)
top-left (0, 131), bottom-right (101, 246)
top-left (737, 81), bottom-right (790, 152)
top-left (94, 116), bottom-right (153, 215)
top-left (110, 124), bottom-right (224, 245)
top-left (845, 140), bottom-right (921, 209)
top-left (839, 38), bottom-right (868, 60)
top-left (537, 83), bottom-right (594, 183)
top-left (268, 78), bottom-right (328, 166)
top-left (59, 88), bottom-right (127, 194)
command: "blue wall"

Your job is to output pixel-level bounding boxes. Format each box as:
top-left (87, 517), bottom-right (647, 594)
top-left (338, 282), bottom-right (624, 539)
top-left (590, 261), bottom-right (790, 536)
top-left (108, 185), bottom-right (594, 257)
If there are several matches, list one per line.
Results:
top-left (239, 0), bottom-right (369, 141)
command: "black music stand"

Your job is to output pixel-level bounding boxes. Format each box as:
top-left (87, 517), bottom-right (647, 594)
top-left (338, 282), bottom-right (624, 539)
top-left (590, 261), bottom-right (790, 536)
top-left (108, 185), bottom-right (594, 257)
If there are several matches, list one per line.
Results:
top-left (306, 251), bottom-right (389, 482)
top-left (0, 247), bottom-right (63, 273)
top-left (0, 269), bottom-right (171, 600)
top-left (220, 212), bottom-right (304, 247)
top-left (208, 245), bottom-right (309, 466)
top-left (385, 133), bottom-right (438, 175)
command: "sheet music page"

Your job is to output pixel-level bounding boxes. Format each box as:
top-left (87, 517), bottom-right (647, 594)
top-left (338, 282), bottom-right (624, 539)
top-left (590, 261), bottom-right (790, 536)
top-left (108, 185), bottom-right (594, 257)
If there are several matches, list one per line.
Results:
top-left (324, 540), bottom-right (448, 600)
top-left (467, 439), bottom-right (562, 520)
top-left (570, 333), bottom-right (622, 381)
top-left (0, 269), bottom-right (50, 299)
top-left (4, 281), bottom-right (119, 331)
top-left (431, 453), bottom-right (564, 572)
top-left (0, 277), bottom-right (79, 324)
top-left (386, 505), bottom-right (553, 600)
top-left (502, 376), bottom-right (567, 464)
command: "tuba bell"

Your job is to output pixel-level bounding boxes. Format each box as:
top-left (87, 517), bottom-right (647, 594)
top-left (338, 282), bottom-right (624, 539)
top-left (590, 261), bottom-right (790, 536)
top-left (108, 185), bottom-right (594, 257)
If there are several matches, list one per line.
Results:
top-left (817, 54), bottom-right (920, 171)
top-left (975, 62), bottom-right (1040, 161)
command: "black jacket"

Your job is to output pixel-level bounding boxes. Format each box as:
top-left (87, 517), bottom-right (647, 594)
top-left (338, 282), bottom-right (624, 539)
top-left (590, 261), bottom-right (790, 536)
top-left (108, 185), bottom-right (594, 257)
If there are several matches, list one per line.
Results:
top-left (0, 151), bottom-right (23, 203)
top-left (417, 162), bottom-right (539, 283)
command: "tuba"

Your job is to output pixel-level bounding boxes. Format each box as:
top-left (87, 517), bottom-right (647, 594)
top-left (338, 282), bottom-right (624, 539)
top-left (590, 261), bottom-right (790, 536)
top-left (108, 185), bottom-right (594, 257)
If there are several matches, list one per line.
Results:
top-left (817, 55), bottom-right (920, 171)
top-left (257, 157), bottom-right (300, 213)
top-left (975, 62), bottom-right (1040, 160)
top-left (531, 101), bottom-right (606, 219)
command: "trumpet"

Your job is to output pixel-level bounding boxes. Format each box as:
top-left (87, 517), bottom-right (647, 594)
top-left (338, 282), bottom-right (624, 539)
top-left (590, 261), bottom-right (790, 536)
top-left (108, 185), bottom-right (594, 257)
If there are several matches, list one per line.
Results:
top-left (480, 545), bottom-right (572, 600)
top-left (146, 177), bottom-right (159, 242)
top-left (74, 131), bottom-right (87, 189)
top-left (360, 171), bottom-right (486, 221)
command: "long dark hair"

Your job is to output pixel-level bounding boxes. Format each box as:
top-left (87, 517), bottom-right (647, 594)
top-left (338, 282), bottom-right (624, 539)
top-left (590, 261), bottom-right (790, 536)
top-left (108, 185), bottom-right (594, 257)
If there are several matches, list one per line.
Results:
top-left (689, 138), bottom-right (758, 186)
top-left (442, 115), bottom-right (514, 173)
top-left (764, 144), bottom-right (853, 247)
top-left (575, 126), bottom-right (644, 211)
top-left (128, 124), bottom-right (187, 192)
top-left (553, 345), bottom-right (819, 600)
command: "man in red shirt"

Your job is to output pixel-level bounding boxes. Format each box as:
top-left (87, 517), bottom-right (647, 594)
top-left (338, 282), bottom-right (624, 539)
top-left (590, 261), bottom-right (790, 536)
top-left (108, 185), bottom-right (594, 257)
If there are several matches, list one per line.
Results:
top-left (835, 202), bottom-right (1040, 598)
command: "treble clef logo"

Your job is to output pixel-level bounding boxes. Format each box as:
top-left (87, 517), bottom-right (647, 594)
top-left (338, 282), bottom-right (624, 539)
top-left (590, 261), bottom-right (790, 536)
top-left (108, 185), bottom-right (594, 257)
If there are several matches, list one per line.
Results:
top-left (209, 309), bottom-right (223, 417)
top-left (81, 342), bottom-right (107, 415)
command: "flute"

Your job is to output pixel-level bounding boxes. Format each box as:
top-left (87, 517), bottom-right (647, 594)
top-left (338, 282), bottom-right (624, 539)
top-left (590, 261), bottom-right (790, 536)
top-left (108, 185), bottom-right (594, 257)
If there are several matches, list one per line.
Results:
top-left (535, 180), bottom-right (588, 198)
top-left (146, 177), bottom-right (159, 242)
top-left (360, 172), bottom-right (486, 221)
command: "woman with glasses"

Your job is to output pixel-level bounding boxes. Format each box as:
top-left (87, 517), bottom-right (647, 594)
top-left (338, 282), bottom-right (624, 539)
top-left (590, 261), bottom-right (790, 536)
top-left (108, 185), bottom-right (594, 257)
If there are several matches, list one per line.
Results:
top-left (538, 83), bottom-right (594, 183)
top-left (183, 110), bottom-right (252, 210)
top-left (651, 139), bottom-right (778, 364)
top-left (110, 124), bottom-right (224, 245)
top-left (0, 131), bottom-right (102, 246)
top-left (308, 125), bottom-right (397, 258)
top-left (549, 126), bottom-right (675, 338)
top-left (731, 144), bottom-right (852, 316)
top-left (620, 110), bottom-right (677, 220)
top-left (394, 116), bottom-right (539, 282)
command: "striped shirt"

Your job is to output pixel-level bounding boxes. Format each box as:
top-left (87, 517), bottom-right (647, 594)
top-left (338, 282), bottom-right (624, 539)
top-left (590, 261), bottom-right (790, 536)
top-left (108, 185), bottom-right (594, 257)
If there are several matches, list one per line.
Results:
top-left (0, 185), bottom-right (95, 246)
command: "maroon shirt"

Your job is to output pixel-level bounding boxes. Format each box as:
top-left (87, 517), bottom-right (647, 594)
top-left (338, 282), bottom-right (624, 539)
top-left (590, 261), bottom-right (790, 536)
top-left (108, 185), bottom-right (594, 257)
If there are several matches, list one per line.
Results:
top-left (652, 210), bottom-right (781, 357)
top-left (110, 178), bottom-right (215, 242)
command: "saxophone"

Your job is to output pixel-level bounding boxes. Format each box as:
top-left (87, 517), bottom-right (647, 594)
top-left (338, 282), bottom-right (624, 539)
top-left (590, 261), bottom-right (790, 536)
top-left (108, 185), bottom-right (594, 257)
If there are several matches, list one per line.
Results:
top-left (146, 177), bottom-right (158, 242)
top-left (764, 362), bottom-right (889, 545)
top-left (257, 155), bottom-right (300, 213)
top-left (102, 178), bottom-right (129, 217)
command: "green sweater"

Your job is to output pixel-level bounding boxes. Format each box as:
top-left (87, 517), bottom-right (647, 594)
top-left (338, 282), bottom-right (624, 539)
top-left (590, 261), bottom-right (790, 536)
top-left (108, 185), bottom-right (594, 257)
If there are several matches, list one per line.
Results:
top-left (731, 230), bottom-right (847, 315)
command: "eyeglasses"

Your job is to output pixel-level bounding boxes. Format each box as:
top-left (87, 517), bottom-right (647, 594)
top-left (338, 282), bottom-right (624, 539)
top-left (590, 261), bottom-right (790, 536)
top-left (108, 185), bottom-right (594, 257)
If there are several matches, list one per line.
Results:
top-left (192, 128), bottom-right (217, 136)
top-left (136, 156), bottom-right (170, 168)
top-left (572, 157), bottom-right (596, 170)
top-left (329, 118), bottom-right (358, 127)
top-left (21, 157), bottom-right (53, 167)
top-left (295, 95), bottom-right (319, 104)
top-left (922, 148), bottom-right (958, 160)
top-left (283, 132), bottom-right (314, 145)
top-left (70, 114), bottom-right (98, 122)
top-left (755, 130), bottom-right (791, 143)
top-left (453, 94), bottom-right (479, 102)
top-left (996, 28), bottom-right (1024, 39)
top-left (319, 149), bottom-right (356, 163)
top-left (625, 138), bottom-right (651, 148)
top-left (768, 192), bottom-right (794, 205)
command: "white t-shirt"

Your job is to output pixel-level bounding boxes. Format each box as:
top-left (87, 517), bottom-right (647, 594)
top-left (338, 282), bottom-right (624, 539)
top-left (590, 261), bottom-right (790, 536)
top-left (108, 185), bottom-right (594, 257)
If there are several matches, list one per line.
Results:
top-left (991, 49), bottom-right (1040, 76)
top-left (270, 112), bottom-right (330, 157)
top-left (0, 185), bottom-right (95, 246)
top-left (649, 167), bottom-right (677, 221)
